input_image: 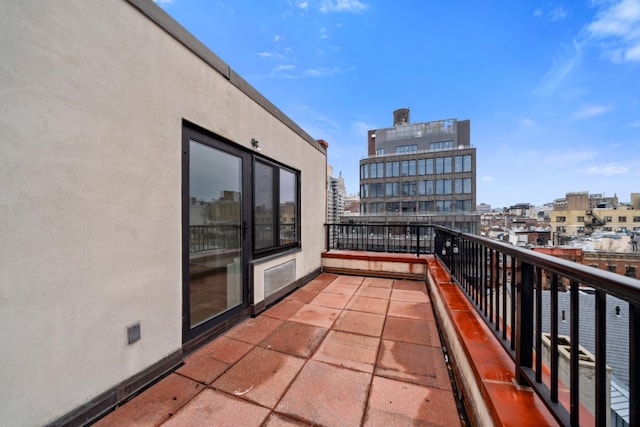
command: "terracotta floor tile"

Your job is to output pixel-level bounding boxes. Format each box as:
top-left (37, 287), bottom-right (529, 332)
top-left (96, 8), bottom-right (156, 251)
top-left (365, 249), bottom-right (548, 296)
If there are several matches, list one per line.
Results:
top-left (364, 376), bottom-right (461, 427)
top-left (197, 336), bottom-right (254, 364)
top-left (285, 288), bottom-right (318, 304)
top-left (382, 317), bottom-right (440, 347)
top-left (392, 279), bottom-right (428, 291)
top-left (323, 282), bottom-right (359, 296)
top-left (162, 388), bottom-right (270, 427)
top-left (356, 286), bottom-right (392, 299)
top-left (312, 330), bottom-right (380, 373)
top-left (94, 374), bottom-right (203, 427)
top-left (288, 304), bottom-right (340, 328)
top-left (387, 300), bottom-right (434, 320)
top-left (309, 291), bottom-right (352, 309)
top-left (347, 295), bottom-right (389, 315)
top-left (302, 280), bottom-right (331, 293)
top-left (263, 300), bottom-right (305, 321)
top-left (224, 316), bottom-right (284, 345)
top-left (263, 413), bottom-right (313, 426)
top-left (390, 288), bottom-right (430, 303)
top-left (376, 339), bottom-right (451, 390)
top-left (211, 346), bottom-right (305, 409)
top-left (175, 351), bottom-right (230, 385)
top-left (362, 277), bottom-right (394, 288)
top-left (333, 310), bottom-right (386, 337)
top-left (330, 275), bottom-right (364, 286)
top-left (276, 360), bottom-right (371, 426)
top-left (259, 321), bottom-right (327, 358)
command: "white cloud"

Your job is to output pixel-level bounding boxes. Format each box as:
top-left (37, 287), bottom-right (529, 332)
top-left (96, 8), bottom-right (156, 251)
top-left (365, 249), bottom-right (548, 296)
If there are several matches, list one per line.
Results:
top-left (548, 6), bottom-right (569, 21)
top-left (319, 0), bottom-right (368, 14)
top-left (587, 0), bottom-right (640, 62)
top-left (273, 34), bottom-right (285, 42)
top-left (587, 165), bottom-right (629, 175)
top-left (534, 38), bottom-right (584, 96)
top-left (520, 118), bottom-right (537, 127)
top-left (257, 52), bottom-right (273, 58)
top-left (573, 104), bottom-right (612, 118)
top-left (273, 64), bottom-right (296, 72)
top-left (534, 8), bottom-right (543, 17)
top-left (481, 176), bottom-right (494, 182)
top-left (297, 1), bottom-right (309, 11)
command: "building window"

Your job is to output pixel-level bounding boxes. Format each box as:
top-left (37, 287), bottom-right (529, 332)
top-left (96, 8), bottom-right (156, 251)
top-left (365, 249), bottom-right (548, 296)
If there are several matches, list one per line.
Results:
top-left (369, 202), bottom-right (383, 213)
top-left (634, 216), bottom-right (640, 222)
top-left (556, 216), bottom-right (566, 222)
top-left (386, 202), bottom-right (400, 213)
top-left (418, 158), bottom-right (434, 175)
top-left (436, 157), bottom-right (452, 174)
top-left (360, 184), bottom-right (368, 198)
top-left (386, 182), bottom-right (399, 197)
top-left (400, 160), bottom-right (416, 176)
top-left (370, 162), bottom-right (384, 178)
top-left (577, 227), bottom-right (584, 233)
top-left (395, 144), bottom-right (417, 154)
top-left (556, 226), bottom-right (566, 233)
top-left (419, 201), bottom-right (434, 212)
top-left (436, 179), bottom-right (452, 195)
top-left (386, 161), bottom-right (399, 177)
top-left (619, 216), bottom-right (627, 222)
top-left (577, 216), bottom-right (585, 222)
top-left (376, 148), bottom-right (384, 156)
top-left (607, 264), bottom-right (617, 273)
top-left (455, 200), bottom-right (472, 212)
top-left (254, 160), bottom-right (300, 255)
top-left (604, 216), bottom-right (612, 222)
top-left (418, 180), bottom-right (434, 196)
top-left (430, 140), bottom-right (454, 151)
top-left (454, 178), bottom-right (472, 194)
top-left (402, 201), bottom-right (416, 213)
top-left (360, 164), bottom-right (368, 179)
top-left (625, 265), bottom-right (637, 278)
top-left (436, 200), bottom-right (452, 212)
top-left (370, 183), bottom-right (384, 197)
top-left (401, 181), bottom-right (416, 196)
top-left (454, 155), bottom-right (472, 172)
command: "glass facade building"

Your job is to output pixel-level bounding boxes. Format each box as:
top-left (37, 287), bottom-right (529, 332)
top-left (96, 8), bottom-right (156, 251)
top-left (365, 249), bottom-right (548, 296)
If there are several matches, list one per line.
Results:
top-left (358, 110), bottom-right (479, 233)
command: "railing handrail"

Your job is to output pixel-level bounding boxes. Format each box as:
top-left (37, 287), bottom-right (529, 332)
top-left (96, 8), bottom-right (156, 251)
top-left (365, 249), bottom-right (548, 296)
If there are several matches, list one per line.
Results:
top-left (436, 225), bottom-right (640, 305)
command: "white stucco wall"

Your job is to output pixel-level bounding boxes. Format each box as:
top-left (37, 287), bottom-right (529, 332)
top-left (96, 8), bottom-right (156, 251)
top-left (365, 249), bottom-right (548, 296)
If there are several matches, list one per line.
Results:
top-left (0, 1), bottom-right (326, 425)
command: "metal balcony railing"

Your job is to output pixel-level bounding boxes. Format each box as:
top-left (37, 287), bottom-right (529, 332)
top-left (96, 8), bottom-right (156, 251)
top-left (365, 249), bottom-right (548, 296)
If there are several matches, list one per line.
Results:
top-left (324, 223), bottom-right (640, 427)
top-left (325, 222), bottom-right (436, 256)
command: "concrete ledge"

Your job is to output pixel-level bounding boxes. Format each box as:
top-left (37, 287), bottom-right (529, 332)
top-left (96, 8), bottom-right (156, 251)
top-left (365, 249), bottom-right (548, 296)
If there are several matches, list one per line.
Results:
top-left (322, 250), bottom-right (428, 280)
top-left (425, 257), bottom-right (560, 427)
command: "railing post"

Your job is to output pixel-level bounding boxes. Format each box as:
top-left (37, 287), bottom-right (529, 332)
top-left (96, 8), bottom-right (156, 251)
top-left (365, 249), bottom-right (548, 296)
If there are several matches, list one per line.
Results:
top-left (630, 302), bottom-right (639, 427)
top-left (594, 289), bottom-right (606, 427)
top-left (325, 224), bottom-right (330, 252)
top-left (516, 260), bottom-right (534, 384)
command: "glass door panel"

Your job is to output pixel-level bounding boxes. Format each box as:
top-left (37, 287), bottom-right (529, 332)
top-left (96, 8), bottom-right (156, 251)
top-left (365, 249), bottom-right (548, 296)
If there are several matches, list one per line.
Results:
top-left (188, 140), bottom-right (243, 328)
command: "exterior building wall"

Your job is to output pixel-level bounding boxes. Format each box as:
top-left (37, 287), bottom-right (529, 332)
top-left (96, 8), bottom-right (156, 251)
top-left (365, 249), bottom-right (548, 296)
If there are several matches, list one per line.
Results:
top-left (359, 115), bottom-right (478, 232)
top-left (0, 1), bottom-right (326, 425)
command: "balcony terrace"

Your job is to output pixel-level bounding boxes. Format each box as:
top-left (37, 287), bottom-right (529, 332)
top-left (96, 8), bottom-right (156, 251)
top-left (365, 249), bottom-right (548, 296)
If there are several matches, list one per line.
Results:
top-left (91, 224), bottom-right (639, 427)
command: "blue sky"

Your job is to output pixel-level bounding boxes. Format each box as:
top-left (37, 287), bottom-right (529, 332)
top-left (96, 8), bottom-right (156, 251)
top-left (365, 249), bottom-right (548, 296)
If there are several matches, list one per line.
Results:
top-left (155, 0), bottom-right (640, 208)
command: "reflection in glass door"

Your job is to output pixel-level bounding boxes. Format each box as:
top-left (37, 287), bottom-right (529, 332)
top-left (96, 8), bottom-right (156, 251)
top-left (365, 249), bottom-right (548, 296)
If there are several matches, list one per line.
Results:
top-left (188, 140), bottom-right (244, 328)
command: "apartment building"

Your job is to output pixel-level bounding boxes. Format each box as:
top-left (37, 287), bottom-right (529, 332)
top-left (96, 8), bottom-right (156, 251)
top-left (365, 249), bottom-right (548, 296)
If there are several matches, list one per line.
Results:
top-left (551, 192), bottom-right (640, 242)
top-left (358, 109), bottom-right (479, 232)
top-left (327, 165), bottom-right (347, 224)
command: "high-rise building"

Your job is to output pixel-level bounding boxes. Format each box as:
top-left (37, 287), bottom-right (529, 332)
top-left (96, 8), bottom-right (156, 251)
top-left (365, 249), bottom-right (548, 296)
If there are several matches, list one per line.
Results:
top-left (327, 165), bottom-right (346, 224)
top-left (358, 109), bottom-right (479, 233)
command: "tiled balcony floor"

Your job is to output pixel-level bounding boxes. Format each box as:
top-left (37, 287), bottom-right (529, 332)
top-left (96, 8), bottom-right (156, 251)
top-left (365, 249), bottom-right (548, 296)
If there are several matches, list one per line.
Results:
top-left (94, 273), bottom-right (462, 426)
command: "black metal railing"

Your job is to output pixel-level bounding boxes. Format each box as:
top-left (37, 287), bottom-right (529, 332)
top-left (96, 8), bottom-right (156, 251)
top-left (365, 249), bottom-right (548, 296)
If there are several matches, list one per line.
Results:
top-left (190, 224), bottom-right (240, 253)
top-left (325, 223), bottom-right (436, 256)
top-left (434, 226), bottom-right (640, 427)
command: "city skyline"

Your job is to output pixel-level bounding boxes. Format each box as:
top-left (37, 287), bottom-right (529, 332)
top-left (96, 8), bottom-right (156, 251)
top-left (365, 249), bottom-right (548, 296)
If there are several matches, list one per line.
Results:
top-left (156, 0), bottom-right (640, 208)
